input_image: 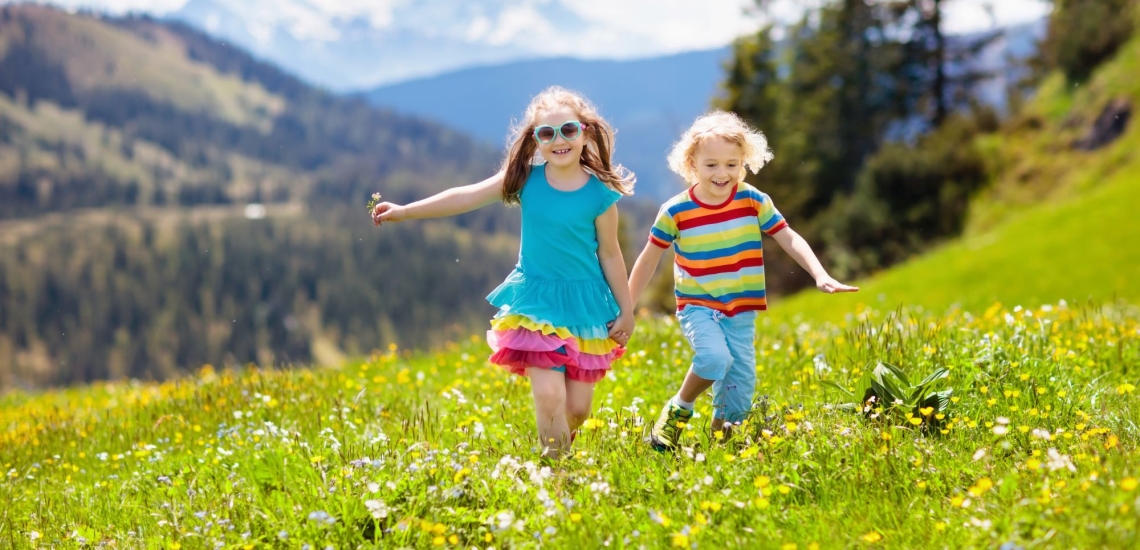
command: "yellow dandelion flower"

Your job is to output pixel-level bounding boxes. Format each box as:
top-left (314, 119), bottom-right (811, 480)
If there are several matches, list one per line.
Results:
top-left (448, 534), bottom-right (459, 545)
top-left (310, 456), bottom-right (324, 464)
top-left (778, 485), bottom-right (792, 495)
top-left (570, 513), bottom-right (582, 522)
top-left (861, 531), bottom-right (882, 543)
top-left (484, 533), bottom-right (493, 543)
top-left (1122, 478), bottom-right (1138, 491)
top-left (672, 533), bottom-right (689, 547)
top-left (755, 475), bottom-right (771, 488)
top-left (432, 536), bottom-right (445, 546)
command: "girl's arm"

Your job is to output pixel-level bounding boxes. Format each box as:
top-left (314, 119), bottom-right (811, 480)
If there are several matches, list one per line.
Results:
top-left (628, 241), bottom-right (666, 306)
top-left (596, 204), bottom-right (635, 345)
top-left (373, 171), bottom-right (504, 225)
top-left (771, 228), bottom-right (859, 294)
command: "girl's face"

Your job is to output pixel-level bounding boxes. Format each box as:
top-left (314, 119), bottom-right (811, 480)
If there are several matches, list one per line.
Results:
top-left (691, 137), bottom-right (744, 201)
top-left (533, 106), bottom-right (587, 170)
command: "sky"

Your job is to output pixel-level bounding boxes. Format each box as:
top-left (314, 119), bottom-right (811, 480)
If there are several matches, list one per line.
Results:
top-left (22, 0), bottom-right (1053, 59)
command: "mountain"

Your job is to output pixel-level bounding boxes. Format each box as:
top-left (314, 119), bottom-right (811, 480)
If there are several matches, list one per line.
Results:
top-left (166, 0), bottom-right (533, 91)
top-left (365, 48), bottom-right (733, 202)
top-left (164, 0), bottom-right (745, 91)
top-left (0, 4), bottom-right (519, 389)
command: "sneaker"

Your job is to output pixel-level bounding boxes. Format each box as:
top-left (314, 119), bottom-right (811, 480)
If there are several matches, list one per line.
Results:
top-left (650, 400), bottom-right (693, 451)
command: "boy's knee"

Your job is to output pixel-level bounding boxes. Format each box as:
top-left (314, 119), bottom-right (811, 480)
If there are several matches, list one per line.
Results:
top-left (692, 347), bottom-right (733, 380)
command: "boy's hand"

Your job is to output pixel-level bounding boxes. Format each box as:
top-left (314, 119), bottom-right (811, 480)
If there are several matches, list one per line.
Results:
top-left (816, 275), bottom-right (859, 294)
top-left (372, 202), bottom-right (407, 226)
top-left (607, 312), bottom-right (635, 346)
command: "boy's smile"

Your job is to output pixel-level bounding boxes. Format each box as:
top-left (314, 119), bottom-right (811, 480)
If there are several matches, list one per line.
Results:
top-left (691, 137), bottom-right (744, 203)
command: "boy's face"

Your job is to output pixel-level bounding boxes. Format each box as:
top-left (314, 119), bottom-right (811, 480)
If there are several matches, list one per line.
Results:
top-left (533, 106), bottom-right (586, 171)
top-left (691, 137), bottom-right (743, 202)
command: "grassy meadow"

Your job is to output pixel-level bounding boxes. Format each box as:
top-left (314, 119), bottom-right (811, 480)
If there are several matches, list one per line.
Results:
top-left (2, 302), bottom-right (1139, 548)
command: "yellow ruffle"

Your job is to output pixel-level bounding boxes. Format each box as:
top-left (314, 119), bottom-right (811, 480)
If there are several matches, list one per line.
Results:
top-left (491, 314), bottom-right (618, 354)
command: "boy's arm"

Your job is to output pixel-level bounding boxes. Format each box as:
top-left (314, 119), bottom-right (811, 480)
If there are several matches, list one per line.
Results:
top-left (629, 241), bottom-right (667, 306)
top-left (373, 171), bottom-right (504, 225)
top-left (771, 228), bottom-right (859, 294)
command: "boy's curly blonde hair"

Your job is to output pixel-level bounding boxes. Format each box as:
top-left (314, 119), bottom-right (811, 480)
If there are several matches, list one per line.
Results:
top-left (667, 110), bottom-right (774, 184)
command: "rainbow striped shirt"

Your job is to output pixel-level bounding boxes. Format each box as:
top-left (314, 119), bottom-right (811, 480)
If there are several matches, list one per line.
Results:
top-left (649, 184), bottom-right (788, 315)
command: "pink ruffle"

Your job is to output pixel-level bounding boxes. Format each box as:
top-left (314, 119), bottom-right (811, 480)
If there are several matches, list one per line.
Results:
top-left (487, 328), bottom-right (579, 354)
top-left (574, 348), bottom-right (626, 371)
top-left (489, 349), bottom-right (571, 372)
top-left (486, 326), bottom-right (624, 383)
top-left (566, 366), bottom-right (607, 384)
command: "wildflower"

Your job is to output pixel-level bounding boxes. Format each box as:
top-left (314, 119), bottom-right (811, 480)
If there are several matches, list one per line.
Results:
top-left (570, 513), bottom-right (582, 522)
top-left (672, 533), bottom-right (689, 547)
top-left (365, 500), bottom-right (389, 519)
top-left (1122, 478), bottom-right (1138, 491)
top-left (1118, 383), bottom-right (1136, 395)
top-left (861, 531), bottom-right (882, 543)
top-left (968, 477), bottom-right (994, 496)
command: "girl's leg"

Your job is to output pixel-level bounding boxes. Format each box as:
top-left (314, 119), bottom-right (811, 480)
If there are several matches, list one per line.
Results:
top-left (527, 367), bottom-right (570, 459)
top-left (565, 378), bottom-right (597, 433)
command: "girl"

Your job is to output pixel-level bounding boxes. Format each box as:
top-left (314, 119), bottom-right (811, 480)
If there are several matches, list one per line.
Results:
top-left (371, 87), bottom-right (635, 458)
top-left (627, 111), bottom-right (857, 450)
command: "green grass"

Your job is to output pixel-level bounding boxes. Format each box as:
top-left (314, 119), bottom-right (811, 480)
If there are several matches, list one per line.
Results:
top-left (2, 304), bottom-right (1139, 548)
top-left (777, 161), bottom-right (1140, 322)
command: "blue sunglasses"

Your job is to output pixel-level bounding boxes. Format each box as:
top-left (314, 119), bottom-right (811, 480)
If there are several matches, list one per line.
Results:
top-left (533, 121), bottom-right (587, 144)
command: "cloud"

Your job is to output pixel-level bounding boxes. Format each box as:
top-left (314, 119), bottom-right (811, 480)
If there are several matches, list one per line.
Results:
top-left (12, 0), bottom-right (1052, 55)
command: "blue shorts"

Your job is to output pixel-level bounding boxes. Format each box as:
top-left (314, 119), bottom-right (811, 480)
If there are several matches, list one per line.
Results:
top-left (677, 305), bottom-right (758, 422)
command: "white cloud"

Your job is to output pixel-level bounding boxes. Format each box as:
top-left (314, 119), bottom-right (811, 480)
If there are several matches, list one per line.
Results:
top-left (942, 0), bottom-right (1052, 34)
top-left (12, 0), bottom-right (1052, 54)
top-left (558, 0), bottom-right (763, 56)
top-left (485, 4), bottom-right (554, 47)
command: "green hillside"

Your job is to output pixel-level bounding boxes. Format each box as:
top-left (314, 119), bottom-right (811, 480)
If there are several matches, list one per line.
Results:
top-left (0, 5), bottom-right (519, 389)
top-left (776, 32), bottom-right (1140, 321)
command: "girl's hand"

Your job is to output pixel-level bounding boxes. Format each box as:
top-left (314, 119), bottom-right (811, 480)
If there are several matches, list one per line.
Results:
top-left (372, 202), bottom-right (407, 226)
top-left (816, 275), bottom-right (859, 294)
top-left (608, 312), bottom-right (635, 347)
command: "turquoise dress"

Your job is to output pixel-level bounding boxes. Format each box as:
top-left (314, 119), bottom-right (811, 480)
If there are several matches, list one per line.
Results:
top-left (485, 165), bottom-right (625, 382)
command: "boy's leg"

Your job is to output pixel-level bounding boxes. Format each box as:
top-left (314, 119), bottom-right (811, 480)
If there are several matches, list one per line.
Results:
top-left (650, 306), bottom-right (732, 450)
top-left (711, 311), bottom-right (758, 433)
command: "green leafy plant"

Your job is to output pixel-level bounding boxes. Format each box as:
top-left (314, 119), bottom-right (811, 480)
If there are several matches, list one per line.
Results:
top-left (824, 362), bottom-right (953, 430)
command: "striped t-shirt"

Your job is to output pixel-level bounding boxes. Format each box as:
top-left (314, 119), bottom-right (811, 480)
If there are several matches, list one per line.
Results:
top-left (649, 184), bottom-right (788, 315)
